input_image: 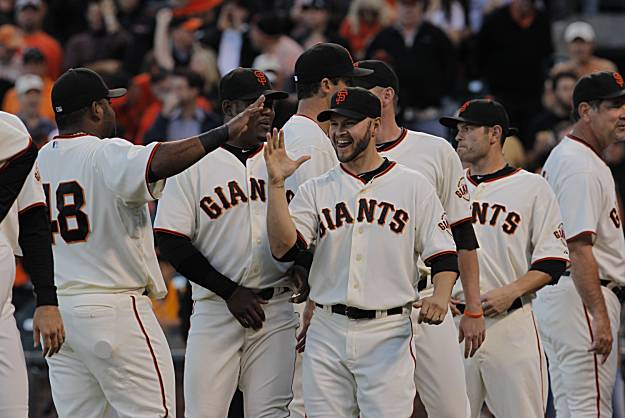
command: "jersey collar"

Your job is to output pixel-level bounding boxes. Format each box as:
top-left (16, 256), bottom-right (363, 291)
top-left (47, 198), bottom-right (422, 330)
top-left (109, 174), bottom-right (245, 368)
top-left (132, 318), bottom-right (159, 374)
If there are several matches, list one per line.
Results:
top-left (566, 135), bottom-right (604, 160)
top-left (467, 164), bottom-right (521, 186)
top-left (376, 127), bottom-right (407, 152)
top-left (340, 158), bottom-right (396, 185)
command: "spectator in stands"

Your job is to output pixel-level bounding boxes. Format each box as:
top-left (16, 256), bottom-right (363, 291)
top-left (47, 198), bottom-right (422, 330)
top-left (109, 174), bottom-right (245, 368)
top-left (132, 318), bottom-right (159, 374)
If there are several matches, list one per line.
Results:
top-left (551, 21), bottom-right (618, 77)
top-left (154, 8), bottom-right (202, 71)
top-left (2, 47), bottom-right (53, 119)
top-left (15, 0), bottom-right (62, 79)
top-left (116, 0), bottom-right (153, 75)
top-left (468, 0), bottom-right (511, 33)
top-left (203, 0), bottom-right (259, 77)
top-left (0, 24), bottom-right (23, 99)
top-left (0, 0), bottom-right (14, 26)
top-left (15, 73), bottom-right (54, 147)
top-left (63, 0), bottom-right (131, 75)
top-left (425, 0), bottom-right (468, 45)
top-left (477, 0), bottom-right (553, 148)
top-left (143, 69), bottom-right (220, 143)
top-left (339, 0), bottom-right (390, 59)
top-left (249, 12), bottom-right (303, 84)
top-left (366, 0), bottom-right (456, 137)
top-left (291, 0), bottom-right (348, 51)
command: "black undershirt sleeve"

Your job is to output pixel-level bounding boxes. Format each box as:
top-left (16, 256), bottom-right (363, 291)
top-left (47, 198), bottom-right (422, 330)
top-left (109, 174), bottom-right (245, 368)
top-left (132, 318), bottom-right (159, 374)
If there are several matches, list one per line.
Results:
top-left (428, 253), bottom-right (459, 278)
top-left (273, 233), bottom-right (308, 263)
top-left (156, 231), bottom-right (238, 300)
top-left (530, 259), bottom-right (567, 285)
top-left (451, 220), bottom-right (479, 251)
top-left (0, 143), bottom-right (37, 222)
top-left (18, 204), bottom-right (57, 306)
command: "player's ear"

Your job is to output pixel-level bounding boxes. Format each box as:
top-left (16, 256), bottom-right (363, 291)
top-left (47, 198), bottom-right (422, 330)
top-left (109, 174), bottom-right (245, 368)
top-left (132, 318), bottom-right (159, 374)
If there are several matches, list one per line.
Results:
top-left (578, 102), bottom-right (593, 122)
top-left (90, 100), bottom-right (103, 122)
top-left (221, 100), bottom-right (236, 118)
top-left (491, 125), bottom-right (503, 145)
top-left (383, 87), bottom-right (394, 106)
top-left (319, 78), bottom-right (332, 95)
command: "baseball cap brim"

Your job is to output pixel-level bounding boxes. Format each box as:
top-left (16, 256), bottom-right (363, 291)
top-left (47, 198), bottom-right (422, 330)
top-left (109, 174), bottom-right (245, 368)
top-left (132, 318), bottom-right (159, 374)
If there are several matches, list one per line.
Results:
top-left (236, 89), bottom-right (289, 101)
top-left (317, 108), bottom-right (368, 122)
top-left (107, 88), bottom-right (127, 98)
top-left (350, 67), bottom-right (374, 78)
top-left (439, 116), bottom-right (518, 137)
top-left (595, 88), bottom-right (625, 101)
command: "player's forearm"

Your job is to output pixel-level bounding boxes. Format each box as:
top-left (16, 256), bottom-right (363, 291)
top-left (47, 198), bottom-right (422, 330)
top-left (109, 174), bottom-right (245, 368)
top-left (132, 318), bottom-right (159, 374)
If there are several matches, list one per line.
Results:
top-left (431, 270), bottom-right (458, 301)
top-left (267, 183), bottom-right (298, 258)
top-left (569, 241), bottom-right (608, 317)
top-left (149, 125), bottom-right (229, 181)
top-left (458, 249), bottom-right (481, 310)
top-left (507, 270), bottom-right (552, 299)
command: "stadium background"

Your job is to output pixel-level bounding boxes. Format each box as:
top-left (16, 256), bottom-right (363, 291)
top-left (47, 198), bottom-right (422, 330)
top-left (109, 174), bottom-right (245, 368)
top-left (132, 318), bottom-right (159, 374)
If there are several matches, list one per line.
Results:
top-left (3, 0), bottom-right (625, 416)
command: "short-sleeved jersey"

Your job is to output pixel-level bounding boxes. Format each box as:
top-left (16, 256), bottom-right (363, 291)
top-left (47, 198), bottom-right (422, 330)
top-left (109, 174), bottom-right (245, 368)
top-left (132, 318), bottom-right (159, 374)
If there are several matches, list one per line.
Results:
top-left (542, 135), bottom-right (625, 285)
top-left (282, 114), bottom-right (338, 196)
top-left (154, 146), bottom-right (291, 301)
top-left (0, 111), bottom-right (31, 167)
top-left (36, 133), bottom-right (167, 298)
top-left (453, 168), bottom-right (569, 299)
top-left (289, 162), bottom-right (457, 310)
top-left (0, 164), bottom-right (46, 257)
top-left (377, 128), bottom-right (471, 225)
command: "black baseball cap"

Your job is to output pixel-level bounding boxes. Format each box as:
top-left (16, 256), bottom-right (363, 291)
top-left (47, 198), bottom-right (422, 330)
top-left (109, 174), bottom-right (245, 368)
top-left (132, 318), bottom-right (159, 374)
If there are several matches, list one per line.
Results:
top-left (573, 71), bottom-right (625, 109)
top-left (294, 43), bottom-right (373, 84)
top-left (353, 60), bottom-right (399, 93)
top-left (219, 68), bottom-right (288, 102)
top-left (317, 87), bottom-right (381, 122)
top-left (52, 68), bottom-right (126, 115)
top-left (439, 99), bottom-right (518, 137)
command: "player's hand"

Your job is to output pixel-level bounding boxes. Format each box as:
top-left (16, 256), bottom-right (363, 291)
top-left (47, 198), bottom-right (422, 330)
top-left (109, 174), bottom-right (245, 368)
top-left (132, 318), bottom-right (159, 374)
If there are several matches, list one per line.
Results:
top-left (33, 305), bottom-right (65, 357)
top-left (264, 128), bottom-right (310, 185)
top-left (287, 265), bottom-right (310, 304)
top-left (449, 298), bottom-right (462, 316)
top-left (226, 95), bottom-right (266, 139)
top-left (458, 314), bottom-right (485, 358)
top-left (589, 312), bottom-right (613, 364)
top-left (226, 286), bottom-right (268, 330)
top-left (296, 299), bottom-right (315, 352)
top-left (414, 294), bottom-right (448, 325)
top-left (480, 286), bottom-right (518, 317)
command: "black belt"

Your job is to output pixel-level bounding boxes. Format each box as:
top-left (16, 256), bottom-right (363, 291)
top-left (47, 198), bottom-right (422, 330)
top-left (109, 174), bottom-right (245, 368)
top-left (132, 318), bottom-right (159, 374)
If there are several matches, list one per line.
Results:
top-left (563, 272), bottom-right (625, 303)
top-left (315, 303), bottom-right (404, 320)
top-left (456, 297), bottom-right (523, 315)
top-left (257, 287), bottom-right (287, 300)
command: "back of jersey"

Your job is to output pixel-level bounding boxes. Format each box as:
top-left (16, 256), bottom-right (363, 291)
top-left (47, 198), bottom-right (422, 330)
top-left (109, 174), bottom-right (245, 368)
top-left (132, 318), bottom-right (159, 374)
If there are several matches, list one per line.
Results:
top-left (37, 134), bottom-right (167, 298)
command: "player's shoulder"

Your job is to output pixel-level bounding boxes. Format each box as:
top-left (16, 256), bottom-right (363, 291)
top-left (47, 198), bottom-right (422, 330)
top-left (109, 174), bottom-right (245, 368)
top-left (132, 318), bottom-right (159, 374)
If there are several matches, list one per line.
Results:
top-left (544, 137), bottom-right (598, 174)
top-left (392, 162), bottom-right (435, 188)
top-left (283, 115), bottom-right (328, 145)
top-left (404, 129), bottom-right (456, 155)
top-left (0, 111), bottom-right (31, 162)
top-left (512, 168), bottom-right (551, 188)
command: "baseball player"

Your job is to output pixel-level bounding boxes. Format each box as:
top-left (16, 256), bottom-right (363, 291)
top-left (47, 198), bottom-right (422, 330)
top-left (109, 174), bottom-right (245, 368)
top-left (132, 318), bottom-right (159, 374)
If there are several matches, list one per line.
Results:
top-left (155, 68), bottom-right (304, 418)
top-left (281, 42), bottom-right (373, 417)
top-left (439, 99), bottom-right (569, 417)
top-left (353, 60), bottom-right (482, 418)
top-left (265, 87), bottom-right (459, 417)
top-left (37, 67), bottom-right (264, 418)
top-left (533, 71), bottom-right (625, 417)
top-left (0, 111), bottom-right (64, 418)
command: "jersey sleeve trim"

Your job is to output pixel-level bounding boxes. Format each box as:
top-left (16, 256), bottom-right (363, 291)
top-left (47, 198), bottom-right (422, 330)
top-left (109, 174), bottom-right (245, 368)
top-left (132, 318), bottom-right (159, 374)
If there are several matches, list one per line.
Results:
top-left (424, 250), bottom-right (457, 266)
top-left (153, 227), bottom-right (191, 240)
top-left (450, 216), bottom-right (472, 228)
top-left (145, 142), bottom-right (161, 200)
top-left (0, 136), bottom-right (33, 173)
top-left (296, 230), bottom-right (308, 249)
top-left (566, 230), bottom-right (595, 243)
top-left (532, 256), bottom-right (571, 264)
top-left (18, 201), bottom-right (46, 215)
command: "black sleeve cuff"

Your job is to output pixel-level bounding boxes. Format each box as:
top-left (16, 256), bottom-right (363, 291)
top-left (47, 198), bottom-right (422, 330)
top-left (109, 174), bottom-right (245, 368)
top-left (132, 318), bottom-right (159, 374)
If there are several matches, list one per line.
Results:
top-left (430, 253), bottom-right (459, 278)
top-left (156, 231), bottom-right (238, 300)
top-left (273, 233), bottom-right (308, 262)
top-left (530, 259), bottom-right (567, 285)
top-left (18, 204), bottom-right (57, 306)
top-left (294, 249), bottom-right (314, 271)
top-left (451, 220), bottom-right (479, 251)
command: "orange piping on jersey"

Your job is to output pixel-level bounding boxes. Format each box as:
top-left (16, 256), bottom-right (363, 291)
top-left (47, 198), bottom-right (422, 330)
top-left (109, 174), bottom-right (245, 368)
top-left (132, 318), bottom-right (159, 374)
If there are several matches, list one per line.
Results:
top-left (531, 312), bottom-right (546, 413)
top-left (583, 305), bottom-right (601, 418)
top-left (466, 167), bottom-right (522, 186)
top-left (154, 227), bottom-right (191, 240)
top-left (296, 229), bottom-right (308, 249)
top-left (0, 136), bottom-right (33, 173)
top-left (17, 201), bottom-right (46, 215)
top-left (423, 250), bottom-right (457, 266)
top-left (376, 127), bottom-right (408, 152)
top-left (450, 216), bottom-right (472, 228)
top-left (567, 135), bottom-right (604, 161)
top-left (566, 230), bottom-right (595, 243)
top-left (295, 113), bottom-right (318, 124)
top-left (145, 143), bottom-right (161, 200)
top-left (131, 295), bottom-right (169, 418)
top-left (532, 256), bottom-right (571, 264)
top-left (339, 161), bottom-right (397, 185)
top-left (247, 144), bottom-right (264, 159)
top-left (52, 133), bottom-right (90, 140)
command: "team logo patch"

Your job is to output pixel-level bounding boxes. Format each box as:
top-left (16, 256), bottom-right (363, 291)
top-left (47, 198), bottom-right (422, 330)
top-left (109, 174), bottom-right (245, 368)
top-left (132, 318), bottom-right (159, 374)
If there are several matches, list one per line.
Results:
top-left (437, 213), bottom-right (452, 236)
top-left (335, 88), bottom-right (348, 104)
top-left (614, 72), bottom-right (624, 88)
top-left (455, 178), bottom-right (470, 201)
top-left (254, 70), bottom-right (267, 86)
top-left (34, 164), bottom-right (41, 182)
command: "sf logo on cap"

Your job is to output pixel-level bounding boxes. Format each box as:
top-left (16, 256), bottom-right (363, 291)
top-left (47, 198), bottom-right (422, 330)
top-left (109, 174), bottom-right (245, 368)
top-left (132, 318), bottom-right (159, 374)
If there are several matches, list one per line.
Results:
top-left (458, 101), bottom-right (470, 115)
top-left (254, 70), bottom-right (267, 86)
top-left (614, 72), bottom-right (624, 88)
top-left (335, 88), bottom-right (348, 104)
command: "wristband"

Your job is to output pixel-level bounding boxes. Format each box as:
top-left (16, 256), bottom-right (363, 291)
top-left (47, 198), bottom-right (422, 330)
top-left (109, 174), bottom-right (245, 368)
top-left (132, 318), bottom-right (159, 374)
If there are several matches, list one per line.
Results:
top-left (199, 125), bottom-right (229, 154)
top-left (464, 309), bottom-right (483, 318)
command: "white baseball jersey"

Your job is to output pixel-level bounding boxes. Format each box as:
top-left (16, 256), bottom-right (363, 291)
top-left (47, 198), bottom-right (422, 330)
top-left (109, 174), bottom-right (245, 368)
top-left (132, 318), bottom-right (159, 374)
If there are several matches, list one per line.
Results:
top-left (542, 135), bottom-right (625, 285)
top-left (377, 128), bottom-right (471, 225)
top-left (289, 161), bottom-right (457, 309)
top-left (0, 111), bottom-right (31, 167)
top-left (458, 168), bottom-right (569, 296)
top-left (282, 114), bottom-right (338, 196)
top-left (36, 133), bottom-right (167, 298)
top-left (154, 145), bottom-right (291, 301)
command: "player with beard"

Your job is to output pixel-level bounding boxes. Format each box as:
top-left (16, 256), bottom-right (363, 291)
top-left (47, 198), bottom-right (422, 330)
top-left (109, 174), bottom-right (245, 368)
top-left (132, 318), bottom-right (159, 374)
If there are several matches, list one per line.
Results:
top-left (264, 86), bottom-right (459, 416)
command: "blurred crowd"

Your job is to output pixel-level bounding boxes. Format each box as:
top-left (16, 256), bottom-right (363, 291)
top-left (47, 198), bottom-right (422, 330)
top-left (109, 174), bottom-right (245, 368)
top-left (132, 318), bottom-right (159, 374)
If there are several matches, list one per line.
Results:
top-left (3, 0), bottom-right (625, 342)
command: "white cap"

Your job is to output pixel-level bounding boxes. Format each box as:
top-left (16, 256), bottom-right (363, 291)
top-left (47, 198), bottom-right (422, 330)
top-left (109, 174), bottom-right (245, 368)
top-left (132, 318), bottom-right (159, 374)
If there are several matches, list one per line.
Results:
top-left (564, 21), bottom-right (596, 43)
top-left (15, 74), bottom-right (43, 95)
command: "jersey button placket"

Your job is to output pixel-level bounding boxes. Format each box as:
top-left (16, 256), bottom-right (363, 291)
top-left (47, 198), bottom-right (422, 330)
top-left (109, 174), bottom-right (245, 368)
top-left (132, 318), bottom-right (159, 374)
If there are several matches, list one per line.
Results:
top-left (348, 194), bottom-right (368, 304)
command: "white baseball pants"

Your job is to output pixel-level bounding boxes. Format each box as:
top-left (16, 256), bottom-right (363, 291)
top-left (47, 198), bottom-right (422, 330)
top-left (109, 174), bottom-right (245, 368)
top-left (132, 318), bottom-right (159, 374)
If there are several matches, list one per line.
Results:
top-left (534, 277), bottom-right (621, 418)
top-left (454, 304), bottom-right (547, 418)
top-left (303, 306), bottom-right (416, 417)
top-left (47, 293), bottom-right (175, 418)
top-left (184, 292), bottom-right (298, 418)
top-left (288, 301), bottom-right (306, 418)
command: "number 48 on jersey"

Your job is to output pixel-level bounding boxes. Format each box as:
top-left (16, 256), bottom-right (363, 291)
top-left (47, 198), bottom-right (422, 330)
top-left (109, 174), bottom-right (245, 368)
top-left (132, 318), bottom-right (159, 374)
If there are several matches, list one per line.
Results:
top-left (43, 181), bottom-right (90, 244)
